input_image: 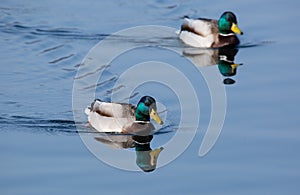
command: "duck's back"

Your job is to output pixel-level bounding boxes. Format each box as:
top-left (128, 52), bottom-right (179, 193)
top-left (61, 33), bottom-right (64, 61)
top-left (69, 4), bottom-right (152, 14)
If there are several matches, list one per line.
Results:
top-left (179, 18), bottom-right (218, 48)
top-left (91, 100), bottom-right (135, 118)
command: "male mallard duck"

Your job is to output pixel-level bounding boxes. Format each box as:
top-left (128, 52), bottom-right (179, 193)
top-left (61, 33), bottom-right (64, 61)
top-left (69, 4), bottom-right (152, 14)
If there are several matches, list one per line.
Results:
top-left (85, 96), bottom-right (163, 134)
top-left (179, 11), bottom-right (243, 48)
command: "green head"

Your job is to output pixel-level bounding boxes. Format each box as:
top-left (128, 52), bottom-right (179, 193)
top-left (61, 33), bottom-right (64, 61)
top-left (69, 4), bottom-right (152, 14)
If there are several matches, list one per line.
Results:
top-left (218, 11), bottom-right (243, 35)
top-left (135, 96), bottom-right (163, 125)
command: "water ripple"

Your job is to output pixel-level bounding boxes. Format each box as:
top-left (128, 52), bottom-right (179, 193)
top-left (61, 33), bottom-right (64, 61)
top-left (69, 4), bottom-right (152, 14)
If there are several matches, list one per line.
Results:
top-left (39, 44), bottom-right (64, 54)
top-left (48, 53), bottom-right (74, 64)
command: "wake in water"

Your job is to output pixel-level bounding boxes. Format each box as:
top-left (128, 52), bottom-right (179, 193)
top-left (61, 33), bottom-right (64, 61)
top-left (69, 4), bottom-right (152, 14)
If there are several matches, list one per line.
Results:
top-left (0, 115), bottom-right (78, 135)
top-left (0, 115), bottom-right (178, 136)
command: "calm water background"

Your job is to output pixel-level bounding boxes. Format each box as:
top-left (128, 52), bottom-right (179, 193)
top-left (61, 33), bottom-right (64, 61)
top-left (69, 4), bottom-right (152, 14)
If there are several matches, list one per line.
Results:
top-left (1, 0), bottom-right (300, 194)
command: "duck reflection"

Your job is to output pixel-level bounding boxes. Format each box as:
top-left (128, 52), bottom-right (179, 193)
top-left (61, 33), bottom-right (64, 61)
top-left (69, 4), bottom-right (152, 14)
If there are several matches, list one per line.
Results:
top-left (182, 47), bottom-right (242, 85)
top-left (94, 133), bottom-right (163, 172)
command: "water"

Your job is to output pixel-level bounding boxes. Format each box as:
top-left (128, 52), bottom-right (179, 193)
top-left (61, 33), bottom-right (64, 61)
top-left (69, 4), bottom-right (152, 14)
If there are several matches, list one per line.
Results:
top-left (1, 0), bottom-right (300, 194)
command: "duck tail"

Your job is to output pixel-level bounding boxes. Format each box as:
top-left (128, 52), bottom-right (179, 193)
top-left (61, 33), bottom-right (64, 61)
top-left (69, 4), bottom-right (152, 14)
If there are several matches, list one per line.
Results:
top-left (90, 99), bottom-right (103, 110)
top-left (181, 15), bottom-right (190, 19)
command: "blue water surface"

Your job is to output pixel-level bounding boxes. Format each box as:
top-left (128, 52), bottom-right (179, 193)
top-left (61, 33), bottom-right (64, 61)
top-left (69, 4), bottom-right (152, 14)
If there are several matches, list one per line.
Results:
top-left (1, 0), bottom-right (300, 194)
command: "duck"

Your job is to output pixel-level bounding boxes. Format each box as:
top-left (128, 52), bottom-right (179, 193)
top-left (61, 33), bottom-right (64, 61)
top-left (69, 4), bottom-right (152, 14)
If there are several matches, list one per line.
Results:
top-left (85, 96), bottom-right (163, 134)
top-left (179, 11), bottom-right (243, 48)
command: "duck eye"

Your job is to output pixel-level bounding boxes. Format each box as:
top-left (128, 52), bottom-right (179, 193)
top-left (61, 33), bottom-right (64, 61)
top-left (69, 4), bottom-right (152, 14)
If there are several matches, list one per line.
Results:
top-left (144, 101), bottom-right (151, 106)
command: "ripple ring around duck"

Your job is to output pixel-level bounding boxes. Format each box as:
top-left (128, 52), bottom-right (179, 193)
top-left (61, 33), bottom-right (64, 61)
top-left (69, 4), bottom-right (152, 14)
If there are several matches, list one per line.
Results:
top-left (72, 25), bottom-right (226, 171)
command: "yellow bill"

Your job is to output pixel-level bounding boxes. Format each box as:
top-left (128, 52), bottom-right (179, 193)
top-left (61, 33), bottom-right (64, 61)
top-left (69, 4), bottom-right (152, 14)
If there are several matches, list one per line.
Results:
top-left (150, 147), bottom-right (164, 166)
top-left (150, 108), bottom-right (163, 125)
top-left (231, 23), bottom-right (243, 35)
top-left (231, 63), bottom-right (242, 69)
